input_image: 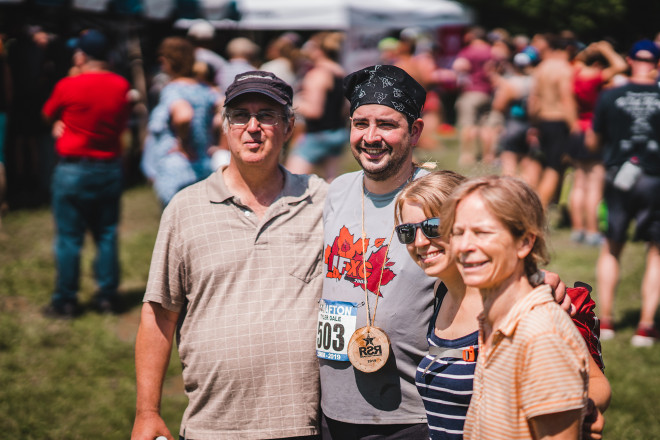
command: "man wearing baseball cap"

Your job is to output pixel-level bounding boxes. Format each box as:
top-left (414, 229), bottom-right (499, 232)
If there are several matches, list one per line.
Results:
top-left (42, 28), bottom-right (131, 317)
top-left (132, 71), bottom-right (327, 439)
top-left (591, 39), bottom-right (660, 347)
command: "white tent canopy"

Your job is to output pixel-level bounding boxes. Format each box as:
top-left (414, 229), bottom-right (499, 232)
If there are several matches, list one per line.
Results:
top-left (0, 0), bottom-right (472, 27)
top-left (173, 0), bottom-right (473, 71)
top-left (175, 0), bottom-right (473, 30)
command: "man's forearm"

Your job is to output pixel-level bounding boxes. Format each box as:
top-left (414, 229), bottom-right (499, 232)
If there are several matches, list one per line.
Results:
top-left (135, 302), bottom-right (178, 415)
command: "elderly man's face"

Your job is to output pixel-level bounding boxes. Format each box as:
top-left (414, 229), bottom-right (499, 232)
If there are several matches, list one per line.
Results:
top-left (225, 93), bottom-right (293, 168)
top-left (349, 104), bottom-right (422, 182)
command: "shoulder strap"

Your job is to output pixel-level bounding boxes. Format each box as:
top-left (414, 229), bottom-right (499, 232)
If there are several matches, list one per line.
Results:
top-left (428, 282), bottom-right (449, 335)
top-left (433, 282), bottom-right (448, 311)
top-left (423, 345), bottom-right (479, 375)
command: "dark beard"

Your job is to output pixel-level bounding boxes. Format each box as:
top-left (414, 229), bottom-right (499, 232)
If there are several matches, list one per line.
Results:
top-left (354, 140), bottom-right (410, 182)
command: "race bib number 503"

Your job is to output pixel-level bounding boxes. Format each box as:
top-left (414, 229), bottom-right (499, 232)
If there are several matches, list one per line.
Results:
top-left (316, 299), bottom-right (358, 361)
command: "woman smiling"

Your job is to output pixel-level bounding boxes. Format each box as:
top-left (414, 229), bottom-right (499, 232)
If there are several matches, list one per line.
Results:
top-left (443, 176), bottom-right (590, 440)
top-left (394, 171), bottom-right (481, 440)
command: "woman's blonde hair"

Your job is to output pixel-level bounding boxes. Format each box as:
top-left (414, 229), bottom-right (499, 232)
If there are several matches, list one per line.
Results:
top-left (394, 170), bottom-right (467, 225)
top-left (441, 175), bottom-right (549, 278)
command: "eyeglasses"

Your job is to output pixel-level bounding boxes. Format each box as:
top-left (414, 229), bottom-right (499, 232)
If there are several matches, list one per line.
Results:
top-left (227, 110), bottom-right (281, 126)
top-left (395, 217), bottom-right (441, 244)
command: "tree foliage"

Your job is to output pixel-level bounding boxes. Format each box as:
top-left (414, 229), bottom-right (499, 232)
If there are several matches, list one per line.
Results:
top-left (460, 0), bottom-right (658, 49)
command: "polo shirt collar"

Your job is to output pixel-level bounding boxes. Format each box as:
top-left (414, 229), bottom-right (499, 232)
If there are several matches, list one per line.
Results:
top-left (495, 284), bottom-right (554, 338)
top-left (207, 165), bottom-right (310, 205)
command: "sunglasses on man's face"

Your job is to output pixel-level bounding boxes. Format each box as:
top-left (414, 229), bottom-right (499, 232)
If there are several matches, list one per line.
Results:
top-left (395, 217), bottom-right (441, 244)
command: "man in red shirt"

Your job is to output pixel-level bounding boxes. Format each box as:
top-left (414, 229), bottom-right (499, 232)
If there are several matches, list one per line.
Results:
top-left (42, 29), bottom-right (132, 318)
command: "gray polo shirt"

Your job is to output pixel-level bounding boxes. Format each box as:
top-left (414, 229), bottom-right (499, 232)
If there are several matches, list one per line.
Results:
top-left (144, 167), bottom-right (328, 439)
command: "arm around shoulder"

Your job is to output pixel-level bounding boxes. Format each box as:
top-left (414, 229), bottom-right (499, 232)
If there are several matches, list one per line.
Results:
top-left (581, 356), bottom-right (611, 440)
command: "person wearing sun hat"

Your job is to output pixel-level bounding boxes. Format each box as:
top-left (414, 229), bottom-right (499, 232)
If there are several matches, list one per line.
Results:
top-left (133, 70), bottom-right (328, 440)
top-left (591, 38), bottom-right (660, 347)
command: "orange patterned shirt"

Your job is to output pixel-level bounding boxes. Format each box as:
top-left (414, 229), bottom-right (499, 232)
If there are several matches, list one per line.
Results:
top-left (464, 284), bottom-right (589, 439)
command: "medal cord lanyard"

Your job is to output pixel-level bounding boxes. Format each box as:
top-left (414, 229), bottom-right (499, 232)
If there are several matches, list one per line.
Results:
top-left (360, 166), bottom-right (417, 327)
top-left (360, 180), bottom-right (396, 329)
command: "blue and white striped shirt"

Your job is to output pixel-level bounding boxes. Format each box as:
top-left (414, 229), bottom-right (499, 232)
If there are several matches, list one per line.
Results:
top-left (415, 287), bottom-right (478, 440)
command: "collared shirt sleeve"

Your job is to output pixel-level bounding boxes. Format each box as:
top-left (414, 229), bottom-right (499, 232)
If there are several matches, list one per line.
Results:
top-left (520, 329), bottom-right (589, 420)
top-left (143, 202), bottom-right (187, 312)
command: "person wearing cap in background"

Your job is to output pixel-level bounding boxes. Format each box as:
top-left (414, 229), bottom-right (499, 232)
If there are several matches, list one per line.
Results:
top-left (41, 29), bottom-right (132, 318)
top-left (131, 71), bottom-right (327, 440)
top-left (319, 64), bottom-right (435, 439)
top-left (377, 37), bottom-right (400, 65)
top-left (591, 39), bottom-right (660, 346)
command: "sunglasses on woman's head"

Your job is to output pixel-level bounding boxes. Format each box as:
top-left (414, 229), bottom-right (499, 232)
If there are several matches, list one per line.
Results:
top-left (395, 217), bottom-right (441, 244)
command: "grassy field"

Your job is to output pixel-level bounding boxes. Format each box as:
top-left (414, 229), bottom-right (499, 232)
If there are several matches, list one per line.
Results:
top-left (1, 136), bottom-right (659, 439)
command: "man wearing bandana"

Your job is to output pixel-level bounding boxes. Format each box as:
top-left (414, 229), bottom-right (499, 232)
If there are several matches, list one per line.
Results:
top-left (319, 65), bottom-right (434, 439)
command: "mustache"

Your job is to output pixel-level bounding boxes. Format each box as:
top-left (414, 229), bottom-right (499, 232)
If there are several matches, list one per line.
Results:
top-left (360, 140), bottom-right (392, 151)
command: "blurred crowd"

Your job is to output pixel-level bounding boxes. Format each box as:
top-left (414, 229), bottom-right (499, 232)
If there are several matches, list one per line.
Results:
top-left (1, 22), bottom-right (660, 225)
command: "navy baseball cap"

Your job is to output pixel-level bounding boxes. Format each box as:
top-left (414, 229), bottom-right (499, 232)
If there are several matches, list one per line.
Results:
top-left (224, 71), bottom-right (293, 107)
top-left (629, 39), bottom-right (660, 62)
top-left (77, 29), bottom-right (109, 60)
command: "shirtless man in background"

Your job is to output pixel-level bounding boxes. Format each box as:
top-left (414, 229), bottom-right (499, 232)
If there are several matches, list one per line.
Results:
top-left (528, 33), bottom-right (577, 207)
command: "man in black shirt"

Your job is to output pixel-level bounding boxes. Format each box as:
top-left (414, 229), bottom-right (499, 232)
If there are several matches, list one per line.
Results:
top-left (591, 39), bottom-right (660, 346)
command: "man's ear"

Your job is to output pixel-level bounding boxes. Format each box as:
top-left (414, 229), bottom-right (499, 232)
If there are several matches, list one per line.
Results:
top-left (410, 118), bottom-right (424, 147)
top-left (284, 117), bottom-right (295, 141)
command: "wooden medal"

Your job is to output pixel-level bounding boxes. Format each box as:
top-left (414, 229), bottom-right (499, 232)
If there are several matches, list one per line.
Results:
top-left (347, 326), bottom-right (390, 373)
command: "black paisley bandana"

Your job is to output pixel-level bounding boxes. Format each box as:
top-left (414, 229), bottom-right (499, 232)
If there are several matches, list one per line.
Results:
top-left (343, 64), bottom-right (426, 126)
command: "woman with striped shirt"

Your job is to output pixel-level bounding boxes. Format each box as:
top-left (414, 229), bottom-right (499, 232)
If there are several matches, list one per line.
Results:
top-left (395, 171), bottom-right (480, 440)
top-left (444, 175), bottom-right (588, 440)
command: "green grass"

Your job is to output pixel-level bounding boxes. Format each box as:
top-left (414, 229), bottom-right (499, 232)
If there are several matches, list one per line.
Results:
top-left (0, 135), bottom-right (658, 438)
top-left (0, 186), bottom-right (187, 439)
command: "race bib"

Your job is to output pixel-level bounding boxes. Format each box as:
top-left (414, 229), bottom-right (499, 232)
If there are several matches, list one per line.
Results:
top-left (316, 299), bottom-right (358, 361)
